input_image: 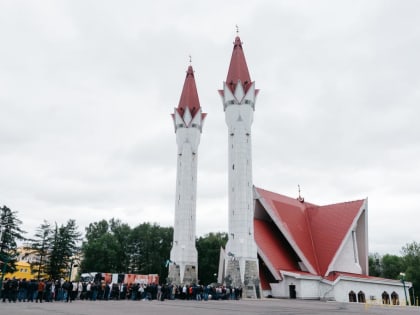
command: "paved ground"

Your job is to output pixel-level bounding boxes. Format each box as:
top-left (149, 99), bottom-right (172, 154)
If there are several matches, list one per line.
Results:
top-left (0, 299), bottom-right (419, 315)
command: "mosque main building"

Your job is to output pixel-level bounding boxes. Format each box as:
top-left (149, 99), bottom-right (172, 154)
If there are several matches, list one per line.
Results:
top-left (168, 33), bottom-right (411, 304)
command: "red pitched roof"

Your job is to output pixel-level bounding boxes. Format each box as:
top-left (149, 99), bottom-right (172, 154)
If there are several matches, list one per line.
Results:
top-left (254, 219), bottom-right (299, 273)
top-left (176, 65), bottom-right (204, 119)
top-left (255, 188), bottom-right (320, 274)
top-left (309, 200), bottom-right (365, 276)
top-left (225, 36), bottom-right (252, 94)
top-left (255, 187), bottom-right (365, 277)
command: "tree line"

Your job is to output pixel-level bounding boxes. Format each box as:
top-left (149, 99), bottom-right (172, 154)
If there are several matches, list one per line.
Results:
top-left (1, 204), bottom-right (419, 293)
top-left (1, 205), bottom-right (81, 281)
top-left (0, 205), bottom-right (227, 285)
top-left (80, 218), bottom-right (227, 284)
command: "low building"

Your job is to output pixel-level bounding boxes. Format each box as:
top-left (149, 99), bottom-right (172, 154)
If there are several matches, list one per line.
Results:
top-left (3, 247), bottom-right (47, 280)
top-left (4, 261), bottom-right (32, 280)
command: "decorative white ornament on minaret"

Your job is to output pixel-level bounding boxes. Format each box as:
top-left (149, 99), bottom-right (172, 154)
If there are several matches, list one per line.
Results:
top-left (169, 64), bottom-right (206, 285)
top-left (219, 35), bottom-right (261, 297)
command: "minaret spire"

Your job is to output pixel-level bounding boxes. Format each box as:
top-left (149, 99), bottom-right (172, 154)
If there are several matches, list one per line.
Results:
top-left (175, 65), bottom-right (201, 119)
top-left (169, 63), bottom-right (206, 285)
top-left (225, 35), bottom-right (252, 95)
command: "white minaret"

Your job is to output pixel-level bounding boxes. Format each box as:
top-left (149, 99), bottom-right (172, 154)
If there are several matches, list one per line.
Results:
top-left (169, 65), bottom-right (206, 285)
top-left (219, 35), bottom-right (260, 297)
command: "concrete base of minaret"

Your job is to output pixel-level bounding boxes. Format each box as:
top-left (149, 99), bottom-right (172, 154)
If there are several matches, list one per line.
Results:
top-left (168, 264), bottom-right (181, 285)
top-left (225, 259), bottom-right (261, 299)
top-left (168, 264), bottom-right (198, 285)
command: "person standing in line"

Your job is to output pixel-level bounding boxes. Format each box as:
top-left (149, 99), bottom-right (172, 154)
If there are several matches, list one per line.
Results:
top-left (91, 282), bottom-right (98, 301)
top-left (157, 284), bottom-right (162, 301)
top-left (2, 278), bottom-right (10, 302)
top-left (18, 278), bottom-right (28, 302)
top-left (86, 281), bottom-right (91, 300)
top-left (71, 281), bottom-right (78, 301)
top-left (50, 280), bottom-right (55, 301)
top-left (27, 279), bottom-right (36, 302)
top-left (44, 279), bottom-right (52, 302)
top-left (104, 282), bottom-right (110, 300)
top-left (36, 279), bottom-right (45, 303)
top-left (65, 281), bottom-right (72, 302)
top-left (77, 281), bottom-right (83, 300)
top-left (9, 277), bottom-right (18, 302)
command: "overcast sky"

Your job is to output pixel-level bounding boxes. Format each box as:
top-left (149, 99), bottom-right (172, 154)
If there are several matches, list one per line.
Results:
top-left (1, 0), bottom-right (419, 255)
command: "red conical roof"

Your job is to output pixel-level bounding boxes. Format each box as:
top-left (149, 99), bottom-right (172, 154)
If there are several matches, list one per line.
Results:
top-left (226, 36), bottom-right (252, 93)
top-left (177, 65), bottom-right (201, 118)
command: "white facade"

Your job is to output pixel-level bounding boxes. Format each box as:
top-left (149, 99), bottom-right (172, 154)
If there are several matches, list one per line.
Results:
top-left (329, 231), bottom-right (363, 274)
top-left (270, 271), bottom-right (411, 305)
top-left (223, 82), bottom-right (258, 274)
top-left (221, 77), bottom-right (260, 294)
top-left (332, 276), bottom-right (411, 305)
top-left (326, 199), bottom-right (369, 276)
top-left (170, 104), bottom-right (204, 284)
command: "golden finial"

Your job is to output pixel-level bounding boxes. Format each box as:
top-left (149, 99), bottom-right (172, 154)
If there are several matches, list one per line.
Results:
top-left (189, 54), bottom-right (192, 65)
top-left (235, 24), bottom-right (239, 34)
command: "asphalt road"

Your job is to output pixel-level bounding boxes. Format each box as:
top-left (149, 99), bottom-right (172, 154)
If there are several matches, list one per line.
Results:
top-left (0, 298), bottom-right (419, 315)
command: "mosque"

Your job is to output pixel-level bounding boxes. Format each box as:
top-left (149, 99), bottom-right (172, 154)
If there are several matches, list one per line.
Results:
top-left (167, 32), bottom-right (411, 304)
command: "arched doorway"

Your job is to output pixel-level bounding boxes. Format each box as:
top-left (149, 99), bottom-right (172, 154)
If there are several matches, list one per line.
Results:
top-left (357, 291), bottom-right (366, 303)
top-left (391, 291), bottom-right (399, 305)
top-left (348, 290), bottom-right (357, 302)
top-left (382, 291), bottom-right (390, 304)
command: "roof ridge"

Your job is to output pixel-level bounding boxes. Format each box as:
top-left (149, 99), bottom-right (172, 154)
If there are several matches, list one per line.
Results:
top-left (303, 204), bottom-right (321, 275)
top-left (255, 186), bottom-right (319, 207)
top-left (319, 199), bottom-right (366, 208)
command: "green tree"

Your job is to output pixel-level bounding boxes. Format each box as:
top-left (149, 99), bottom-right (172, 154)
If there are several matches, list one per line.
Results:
top-left (84, 220), bottom-right (109, 242)
top-left (82, 220), bottom-right (172, 282)
top-left (368, 252), bottom-right (382, 277)
top-left (401, 241), bottom-right (420, 300)
top-left (26, 220), bottom-right (53, 280)
top-left (0, 205), bottom-right (26, 274)
top-left (81, 220), bottom-right (107, 272)
top-left (48, 220), bottom-right (82, 280)
top-left (381, 254), bottom-right (404, 280)
top-left (109, 219), bottom-right (132, 273)
top-left (84, 233), bottom-right (120, 273)
top-left (128, 222), bottom-right (172, 280)
top-left (149, 224), bottom-right (172, 281)
top-left (196, 232), bottom-right (228, 285)
top-left (82, 219), bottom-right (127, 273)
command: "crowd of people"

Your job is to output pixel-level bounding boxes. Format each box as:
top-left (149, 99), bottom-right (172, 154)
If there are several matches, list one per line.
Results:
top-left (1, 277), bottom-right (243, 303)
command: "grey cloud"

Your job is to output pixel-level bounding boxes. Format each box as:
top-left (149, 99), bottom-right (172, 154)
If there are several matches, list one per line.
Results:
top-left (1, 1), bottom-right (419, 254)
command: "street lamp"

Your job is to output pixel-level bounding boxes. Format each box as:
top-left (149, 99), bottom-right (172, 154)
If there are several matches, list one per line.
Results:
top-left (400, 272), bottom-right (409, 306)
